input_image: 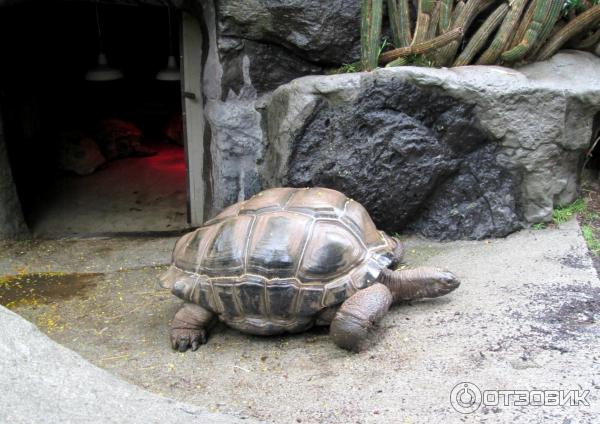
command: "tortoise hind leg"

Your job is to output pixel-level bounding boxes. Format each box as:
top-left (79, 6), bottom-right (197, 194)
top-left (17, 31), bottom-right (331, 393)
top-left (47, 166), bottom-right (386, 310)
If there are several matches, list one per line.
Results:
top-left (171, 303), bottom-right (215, 352)
top-left (377, 267), bottom-right (460, 302)
top-left (330, 283), bottom-right (393, 352)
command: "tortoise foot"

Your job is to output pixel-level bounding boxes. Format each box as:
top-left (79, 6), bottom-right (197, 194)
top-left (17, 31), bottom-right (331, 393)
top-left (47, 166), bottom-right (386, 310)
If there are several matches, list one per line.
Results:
top-left (330, 283), bottom-right (393, 352)
top-left (170, 303), bottom-right (214, 352)
top-left (171, 327), bottom-right (207, 352)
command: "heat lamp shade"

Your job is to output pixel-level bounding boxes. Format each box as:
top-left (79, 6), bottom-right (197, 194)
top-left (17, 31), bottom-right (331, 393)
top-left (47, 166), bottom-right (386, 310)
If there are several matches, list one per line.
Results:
top-left (156, 55), bottom-right (180, 81)
top-left (85, 53), bottom-right (124, 82)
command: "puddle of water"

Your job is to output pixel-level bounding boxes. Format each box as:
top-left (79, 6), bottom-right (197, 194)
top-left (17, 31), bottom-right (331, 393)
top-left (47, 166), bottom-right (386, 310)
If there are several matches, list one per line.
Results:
top-left (0, 272), bottom-right (101, 309)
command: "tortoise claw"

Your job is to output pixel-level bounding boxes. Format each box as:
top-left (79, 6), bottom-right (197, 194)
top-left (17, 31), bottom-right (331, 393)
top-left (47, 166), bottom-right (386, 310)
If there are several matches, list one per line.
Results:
top-left (171, 327), bottom-right (207, 352)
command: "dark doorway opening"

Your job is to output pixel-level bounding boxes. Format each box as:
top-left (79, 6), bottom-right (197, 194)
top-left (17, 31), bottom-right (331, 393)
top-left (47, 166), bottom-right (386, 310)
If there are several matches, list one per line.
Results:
top-left (0, 1), bottom-right (189, 236)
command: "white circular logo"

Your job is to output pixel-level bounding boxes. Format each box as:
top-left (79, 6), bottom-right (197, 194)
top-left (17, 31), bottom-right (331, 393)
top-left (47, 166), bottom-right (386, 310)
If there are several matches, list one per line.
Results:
top-left (450, 382), bottom-right (482, 414)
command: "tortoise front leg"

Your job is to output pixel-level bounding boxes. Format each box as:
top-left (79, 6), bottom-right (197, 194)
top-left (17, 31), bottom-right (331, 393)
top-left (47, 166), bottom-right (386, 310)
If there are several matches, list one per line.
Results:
top-left (171, 303), bottom-right (215, 352)
top-left (330, 283), bottom-right (393, 352)
top-left (377, 267), bottom-right (460, 302)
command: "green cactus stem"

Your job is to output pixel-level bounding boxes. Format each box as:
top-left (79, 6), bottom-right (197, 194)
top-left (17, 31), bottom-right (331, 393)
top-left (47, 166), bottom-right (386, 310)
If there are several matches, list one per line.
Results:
top-left (454, 3), bottom-right (510, 66)
top-left (451, 1), bottom-right (466, 27)
top-left (476, 0), bottom-right (528, 65)
top-left (427, 2), bottom-right (442, 39)
top-left (501, 0), bottom-right (562, 62)
top-left (385, 57), bottom-right (409, 67)
top-left (528, 0), bottom-right (565, 58)
top-left (437, 0), bottom-right (496, 66)
top-left (432, 0), bottom-right (462, 66)
top-left (413, 0), bottom-right (436, 44)
top-left (361, 0), bottom-right (384, 71)
top-left (438, 0), bottom-right (454, 33)
top-left (537, 5), bottom-right (600, 60)
top-left (388, 0), bottom-right (413, 47)
top-left (379, 27), bottom-right (464, 64)
top-left (508, 0), bottom-right (536, 50)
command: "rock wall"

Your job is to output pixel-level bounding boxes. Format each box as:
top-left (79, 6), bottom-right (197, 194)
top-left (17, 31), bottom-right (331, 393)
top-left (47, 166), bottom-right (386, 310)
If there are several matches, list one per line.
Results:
top-left (200, 0), bottom-right (360, 217)
top-left (0, 107), bottom-right (28, 238)
top-left (262, 51), bottom-right (600, 240)
top-left (201, 1), bottom-right (600, 238)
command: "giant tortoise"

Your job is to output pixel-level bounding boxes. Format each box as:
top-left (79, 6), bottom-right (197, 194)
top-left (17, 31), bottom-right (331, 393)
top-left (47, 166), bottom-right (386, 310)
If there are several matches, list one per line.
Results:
top-left (160, 187), bottom-right (460, 352)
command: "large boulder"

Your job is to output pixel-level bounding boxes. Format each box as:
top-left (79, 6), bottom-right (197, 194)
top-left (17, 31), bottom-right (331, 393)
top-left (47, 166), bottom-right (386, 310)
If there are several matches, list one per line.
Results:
top-left (262, 51), bottom-right (600, 240)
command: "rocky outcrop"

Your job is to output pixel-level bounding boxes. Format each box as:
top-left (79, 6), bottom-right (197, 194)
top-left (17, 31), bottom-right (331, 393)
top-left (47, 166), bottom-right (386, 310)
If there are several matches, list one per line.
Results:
top-left (262, 51), bottom-right (600, 240)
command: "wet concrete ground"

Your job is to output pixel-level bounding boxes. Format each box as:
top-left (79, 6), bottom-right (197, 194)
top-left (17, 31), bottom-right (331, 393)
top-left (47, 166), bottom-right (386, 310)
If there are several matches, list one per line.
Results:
top-left (1, 221), bottom-right (599, 423)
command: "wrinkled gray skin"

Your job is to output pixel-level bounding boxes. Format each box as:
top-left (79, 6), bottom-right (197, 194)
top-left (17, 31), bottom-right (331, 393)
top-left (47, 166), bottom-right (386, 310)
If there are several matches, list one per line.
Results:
top-left (171, 241), bottom-right (459, 353)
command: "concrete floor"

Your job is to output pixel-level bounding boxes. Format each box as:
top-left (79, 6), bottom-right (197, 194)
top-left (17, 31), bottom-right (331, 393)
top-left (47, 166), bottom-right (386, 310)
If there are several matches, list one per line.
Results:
top-left (28, 144), bottom-right (189, 237)
top-left (1, 220), bottom-right (599, 423)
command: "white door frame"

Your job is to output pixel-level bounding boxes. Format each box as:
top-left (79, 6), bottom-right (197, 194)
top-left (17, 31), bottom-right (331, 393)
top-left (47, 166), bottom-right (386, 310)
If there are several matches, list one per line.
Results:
top-left (180, 11), bottom-right (205, 226)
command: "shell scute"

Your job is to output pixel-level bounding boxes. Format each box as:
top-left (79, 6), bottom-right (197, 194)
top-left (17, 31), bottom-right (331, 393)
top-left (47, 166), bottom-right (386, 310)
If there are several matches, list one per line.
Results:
top-left (323, 276), bottom-right (356, 307)
top-left (296, 286), bottom-right (325, 316)
top-left (266, 280), bottom-right (299, 319)
top-left (246, 212), bottom-right (312, 278)
top-left (201, 216), bottom-right (253, 277)
top-left (240, 187), bottom-right (296, 214)
top-left (342, 199), bottom-right (385, 248)
top-left (212, 280), bottom-right (240, 318)
top-left (297, 220), bottom-right (364, 282)
top-left (237, 277), bottom-right (266, 316)
top-left (286, 187), bottom-right (347, 218)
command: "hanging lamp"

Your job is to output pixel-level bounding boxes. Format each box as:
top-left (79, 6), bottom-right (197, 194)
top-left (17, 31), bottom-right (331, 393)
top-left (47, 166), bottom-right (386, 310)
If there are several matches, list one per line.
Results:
top-left (85, 2), bottom-right (123, 81)
top-left (156, 6), bottom-right (180, 81)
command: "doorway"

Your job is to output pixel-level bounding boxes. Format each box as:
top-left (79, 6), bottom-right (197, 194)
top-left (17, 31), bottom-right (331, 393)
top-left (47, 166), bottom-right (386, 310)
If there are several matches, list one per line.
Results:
top-left (0, 1), bottom-right (205, 236)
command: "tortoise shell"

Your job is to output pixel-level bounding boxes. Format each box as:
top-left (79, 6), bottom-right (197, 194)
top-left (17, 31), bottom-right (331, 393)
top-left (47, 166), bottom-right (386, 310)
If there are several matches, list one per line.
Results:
top-left (160, 187), bottom-right (396, 334)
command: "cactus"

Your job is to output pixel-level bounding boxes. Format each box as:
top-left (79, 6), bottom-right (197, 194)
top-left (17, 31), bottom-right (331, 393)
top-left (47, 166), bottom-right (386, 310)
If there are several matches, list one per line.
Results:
top-left (528, 0), bottom-right (566, 58)
top-left (388, 0), bottom-right (413, 48)
top-left (501, 0), bottom-right (563, 62)
top-left (362, 0), bottom-right (598, 71)
top-left (537, 5), bottom-right (600, 60)
top-left (438, 0), bottom-right (454, 34)
top-left (432, 0), bottom-right (463, 66)
top-left (361, 0), bottom-right (384, 71)
top-left (427, 2), bottom-right (442, 40)
top-left (385, 57), bottom-right (409, 67)
top-left (413, 0), bottom-right (436, 44)
top-left (454, 3), bottom-right (510, 67)
top-left (437, 0), bottom-right (496, 66)
top-left (508, 0), bottom-right (537, 50)
top-left (379, 27), bottom-right (464, 63)
top-left (476, 0), bottom-right (529, 65)
top-left (451, 1), bottom-right (466, 26)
